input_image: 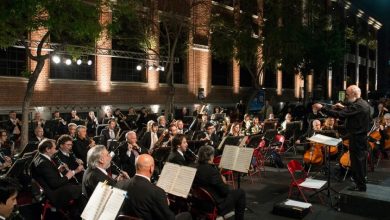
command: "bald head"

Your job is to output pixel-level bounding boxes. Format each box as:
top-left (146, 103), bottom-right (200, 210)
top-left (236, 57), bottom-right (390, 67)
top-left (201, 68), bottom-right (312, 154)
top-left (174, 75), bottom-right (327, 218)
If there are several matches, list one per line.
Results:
top-left (135, 154), bottom-right (155, 178)
top-left (346, 85), bottom-right (361, 102)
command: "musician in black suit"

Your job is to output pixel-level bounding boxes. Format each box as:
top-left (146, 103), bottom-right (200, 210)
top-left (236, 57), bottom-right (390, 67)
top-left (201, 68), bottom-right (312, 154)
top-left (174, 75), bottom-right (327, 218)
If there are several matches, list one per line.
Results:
top-left (73, 125), bottom-right (95, 165)
top-left (30, 126), bottom-right (45, 143)
top-left (140, 121), bottom-right (159, 151)
top-left (167, 134), bottom-right (188, 166)
top-left (3, 111), bottom-right (21, 143)
top-left (82, 145), bottom-right (129, 199)
top-left (194, 145), bottom-right (246, 220)
top-left (117, 131), bottom-right (147, 178)
top-left (100, 119), bottom-right (119, 147)
top-left (56, 134), bottom-right (85, 183)
top-left (197, 122), bottom-right (220, 148)
top-left (31, 139), bottom-right (81, 208)
top-left (119, 154), bottom-right (191, 220)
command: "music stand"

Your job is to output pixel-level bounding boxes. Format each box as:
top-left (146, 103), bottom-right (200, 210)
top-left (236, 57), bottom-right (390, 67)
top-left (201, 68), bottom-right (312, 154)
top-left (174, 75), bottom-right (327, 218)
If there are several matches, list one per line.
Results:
top-left (263, 121), bottom-right (276, 132)
top-left (217, 136), bottom-right (247, 152)
top-left (246, 134), bottom-right (263, 148)
top-left (306, 134), bottom-right (341, 207)
top-left (284, 121), bottom-right (302, 154)
top-left (2, 156), bottom-right (32, 178)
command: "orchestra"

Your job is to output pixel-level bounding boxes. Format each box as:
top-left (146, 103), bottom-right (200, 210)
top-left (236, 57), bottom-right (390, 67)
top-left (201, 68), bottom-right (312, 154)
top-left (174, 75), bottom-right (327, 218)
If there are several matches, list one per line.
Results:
top-left (0, 90), bottom-right (389, 219)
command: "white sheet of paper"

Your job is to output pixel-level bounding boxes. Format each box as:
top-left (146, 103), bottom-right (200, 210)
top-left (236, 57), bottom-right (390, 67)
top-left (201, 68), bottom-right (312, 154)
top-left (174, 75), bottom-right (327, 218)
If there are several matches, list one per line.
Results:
top-left (298, 178), bottom-right (327, 189)
top-left (219, 145), bottom-right (237, 170)
top-left (233, 147), bottom-right (254, 173)
top-left (307, 134), bottom-right (341, 146)
top-left (98, 188), bottom-right (127, 220)
top-left (81, 182), bottom-right (111, 220)
top-left (284, 199), bottom-right (312, 208)
top-left (156, 162), bottom-right (180, 193)
top-left (170, 166), bottom-right (197, 198)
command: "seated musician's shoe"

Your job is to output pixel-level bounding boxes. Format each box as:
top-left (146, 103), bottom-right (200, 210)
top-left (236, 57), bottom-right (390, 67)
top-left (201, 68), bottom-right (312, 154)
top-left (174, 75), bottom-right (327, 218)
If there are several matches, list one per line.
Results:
top-left (348, 185), bottom-right (366, 192)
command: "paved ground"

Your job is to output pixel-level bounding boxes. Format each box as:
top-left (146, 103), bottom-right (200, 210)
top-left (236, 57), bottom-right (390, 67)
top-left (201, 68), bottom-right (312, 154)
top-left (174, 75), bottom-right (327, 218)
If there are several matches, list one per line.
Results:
top-left (239, 151), bottom-right (390, 220)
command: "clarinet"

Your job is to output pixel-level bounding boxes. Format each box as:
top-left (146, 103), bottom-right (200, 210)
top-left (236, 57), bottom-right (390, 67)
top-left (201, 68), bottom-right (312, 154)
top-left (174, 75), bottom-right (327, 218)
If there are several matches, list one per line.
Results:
top-left (53, 154), bottom-right (79, 184)
top-left (109, 151), bottom-right (129, 179)
top-left (187, 148), bottom-right (198, 159)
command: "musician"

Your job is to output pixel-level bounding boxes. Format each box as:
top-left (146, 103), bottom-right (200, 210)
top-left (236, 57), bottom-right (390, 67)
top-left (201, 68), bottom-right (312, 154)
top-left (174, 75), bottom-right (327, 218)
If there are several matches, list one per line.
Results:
top-left (127, 107), bottom-right (139, 129)
top-left (250, 116), bottom-right (262, 135)
top-left (377, 113), bottom-right (390, 159)
top-left (176, 107), bottom-right (189, 120)
top-left (73, 125), bottom-right (95, 165)
top-left (67, 123), bottom-right (77, 138)
top-left (30, 126), bottom-right (45, 143)
top-left (117, 131), bottom-right (147, 178)
top-left (0, 130), bottom-right (14, 158)
top-left (242, 114), bottom-right (252, 135)
top-left (236, 99), bottom-right (246, 120)
top-left (86, 111), bottom-right (99, 137)
top-left (31, 139), bottom-right (81, 209)
top-left (31, 112), bottom-right (45, 132)
top-left (295, 119), bottom-right (322, 145)
top-left (68, 110), bottom-right (80, 124)
top-left (280, 113), bottom-right (292, 132)
top-left (195, 114), bottom-right (209, 131)
top-left (198, 122), bottom-right (220, 149)
top-left (4, 111), bottom-right (21, 143)
top-left (322, 116), bottom-right (337, 131)
top-left (82, 145), bottom-right (129, 199)
top-left (140, 121), bottom-right (159, 151)
top-left (307, 104), bottom-right (325, 123)
top-left (101, 109), bottom-right (114, 124)
top-left (137, 107), bottom-right (148, 128)
top-left (157, 115), bottom-right (167, 129)
top-left (176, 120), bottom-right (185, 134)
top-left (313, 85), bottom-right (371, 192)
top-left (119, 154), bottom-right (191, 220)
top-left (0, 177), bottom-right (20, 219)
top-left (56, 135), bottom-right (85, 183)
top-left (228, 122), bottom-right (241, 137)
top-left (100, 119), bottom-right (119, 147)
top-left (374, 102), bottom-right (388, 121)
top-left (167, 134), bottom-right (189, 166)
top-left (194, 145), bottom-right (246, 220)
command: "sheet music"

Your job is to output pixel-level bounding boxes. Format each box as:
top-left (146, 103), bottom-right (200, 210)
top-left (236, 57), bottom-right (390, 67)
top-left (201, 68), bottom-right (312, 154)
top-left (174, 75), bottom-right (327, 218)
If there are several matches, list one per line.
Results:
top-left (219, 145), bottom-right (237, 170)
top-left (298, 178), bottom-right (327, 189)
top-left (307, 134), bottom-right (341, 146)
top-left (284, 199), bottom-right (312, 208)
top-left (98, 188), bottom-right (127, 220)
top-left (170, 166), bottom-right (197, 198)
top-left (156, 162), bottom-right (179, 193)
top-left (81, 182), bottom-right (111, 220)
top-left (234, 148), bottom-right (254, 173)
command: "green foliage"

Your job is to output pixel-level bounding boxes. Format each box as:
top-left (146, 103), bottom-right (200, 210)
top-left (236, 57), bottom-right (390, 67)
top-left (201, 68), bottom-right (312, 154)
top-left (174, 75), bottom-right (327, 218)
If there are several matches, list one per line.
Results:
top-left (0, 0), bottom-right (103, 49)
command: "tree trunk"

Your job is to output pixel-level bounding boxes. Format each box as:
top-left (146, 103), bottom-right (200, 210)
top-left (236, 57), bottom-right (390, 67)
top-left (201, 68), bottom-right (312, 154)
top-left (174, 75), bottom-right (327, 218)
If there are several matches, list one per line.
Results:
top-left (20, 58), bottom-right (46, 150)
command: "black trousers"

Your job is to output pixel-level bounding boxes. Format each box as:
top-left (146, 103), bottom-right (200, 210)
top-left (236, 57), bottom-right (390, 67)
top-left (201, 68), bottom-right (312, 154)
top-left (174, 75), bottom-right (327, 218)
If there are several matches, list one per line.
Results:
top-left (349, 134), bottom-right (367, 189)
top-left (218, 188), bottom-right (246, 220)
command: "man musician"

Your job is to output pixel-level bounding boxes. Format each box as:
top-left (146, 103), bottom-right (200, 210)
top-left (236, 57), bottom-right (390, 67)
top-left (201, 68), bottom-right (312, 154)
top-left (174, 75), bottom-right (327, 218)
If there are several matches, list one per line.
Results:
top-left (198, 122), bottom-right (220, 149)
top-left (117, 131), bottom-right (147, 178)
top-left (313, 85), bottom-right (370, 192)
top-left (100, 119), bottom-right (119, 147)
top-left (56, 134), bottom-right (85, 183)
top-left (73, 125), bottom-right (95, 165)
top-left (167, 134), bottom-right (189, 166)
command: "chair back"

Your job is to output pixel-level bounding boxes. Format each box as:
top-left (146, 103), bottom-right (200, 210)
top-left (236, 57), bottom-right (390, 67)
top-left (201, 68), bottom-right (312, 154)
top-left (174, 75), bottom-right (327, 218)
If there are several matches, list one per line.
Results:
top-left (287, 160), bottom-right (307, 182)
top-left (213, 155), bottom-right (222, 166)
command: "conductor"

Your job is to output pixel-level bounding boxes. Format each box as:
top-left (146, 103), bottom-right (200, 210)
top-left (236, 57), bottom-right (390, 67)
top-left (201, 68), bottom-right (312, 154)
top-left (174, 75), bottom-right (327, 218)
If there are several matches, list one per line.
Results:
top-left (313, 85), bottom-right (370, 192)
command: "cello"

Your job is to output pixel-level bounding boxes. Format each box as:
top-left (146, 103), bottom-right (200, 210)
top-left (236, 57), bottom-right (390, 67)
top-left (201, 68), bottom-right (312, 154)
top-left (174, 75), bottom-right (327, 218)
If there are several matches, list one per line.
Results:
top-left (303, 143), bottom-right (323, 165)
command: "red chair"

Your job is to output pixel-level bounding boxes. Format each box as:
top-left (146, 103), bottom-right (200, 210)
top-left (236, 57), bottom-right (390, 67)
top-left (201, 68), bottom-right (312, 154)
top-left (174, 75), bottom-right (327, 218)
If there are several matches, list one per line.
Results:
top-left (248, 146), bottom-right (266, 182)
top-left (190, 187), bottom-right (218, 220)
top-left (213, 156), bottom-right (235, 189)
top-left (287, 160), bottom-right (325, 203)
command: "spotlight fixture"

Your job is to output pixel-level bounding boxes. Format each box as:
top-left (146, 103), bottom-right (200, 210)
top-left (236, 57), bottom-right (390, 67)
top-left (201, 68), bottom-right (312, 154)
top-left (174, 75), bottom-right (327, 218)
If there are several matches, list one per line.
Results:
top-left (156, 67), bottom-right (160, 71)
top-left (160, 66), bottom-right (165, 72)
top-left (136, 64), bottom-right (142, 71)
top-left (76, 59), bottom-right (82, 65)
top-left (65, 59), bottom-right (72, 65)
top-left (87, 60), bottom-right (93, 66)
top-left (52, 55), bottom-right (60, 64)
top-left (148, 65), bottom-right (154, 71)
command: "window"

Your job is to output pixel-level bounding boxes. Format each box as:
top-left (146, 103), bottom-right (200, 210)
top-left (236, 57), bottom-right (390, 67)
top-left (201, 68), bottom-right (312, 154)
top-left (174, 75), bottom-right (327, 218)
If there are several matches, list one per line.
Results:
top-left (50, 55), bottom-right (94, 80)
top-left (0, 47), bottom-right (27, 77)
top-left (212, 59), bottom-right (231, 86)
top-left (111, 58), bottom-right (145, 82)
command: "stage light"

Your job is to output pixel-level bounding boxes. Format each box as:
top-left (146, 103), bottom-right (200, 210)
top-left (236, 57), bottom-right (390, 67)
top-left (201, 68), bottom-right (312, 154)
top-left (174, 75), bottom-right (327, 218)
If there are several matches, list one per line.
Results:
top-left (156, 67), bottom-right (160, 71)
top-left (65, 59), bottom-right (72, 65)
top-left (76, 59), bottom-right (82, 65)
top-left (136, 65), bottom-right (142, 71)
top-left (87, 60), bottom-right (93, 65)
top-left (148, 65), bottom-right (154, 71)
top-left (160, 66), bottom-right (165, 72)
top-left (52, 55), bottom-right (60, 64)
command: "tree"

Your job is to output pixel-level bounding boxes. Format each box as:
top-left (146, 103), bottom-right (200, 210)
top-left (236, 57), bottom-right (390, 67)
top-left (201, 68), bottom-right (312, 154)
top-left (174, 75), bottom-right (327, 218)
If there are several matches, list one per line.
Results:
top-left (0, 0), bottom-right (104, 148)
